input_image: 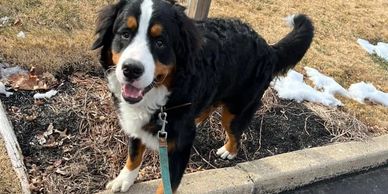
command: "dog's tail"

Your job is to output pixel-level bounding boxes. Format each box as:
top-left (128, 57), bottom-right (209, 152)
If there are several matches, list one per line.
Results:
top-left (271, 14), bottom-right (314, 75)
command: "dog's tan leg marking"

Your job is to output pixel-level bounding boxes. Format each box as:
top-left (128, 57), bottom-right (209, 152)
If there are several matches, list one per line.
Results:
top-left (106, 143), bottom-right (145, 192)
top-left (216, 105), bottom-right (238, 159)
top-left (195, 106), bottom-right (217, 127)
top-left (126, 143), bottom-right (146, 170)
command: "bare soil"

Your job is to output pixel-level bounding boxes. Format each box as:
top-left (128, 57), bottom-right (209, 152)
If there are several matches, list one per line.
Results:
top-left (0, 72), bottom-right (371, 193)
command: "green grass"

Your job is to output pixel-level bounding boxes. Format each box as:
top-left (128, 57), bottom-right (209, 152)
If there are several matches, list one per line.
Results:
top-left (371, 55), bottom-right (388, 71)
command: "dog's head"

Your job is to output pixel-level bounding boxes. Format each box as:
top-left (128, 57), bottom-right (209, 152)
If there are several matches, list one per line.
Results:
top-left (92, 0), bottom-right (200, 104)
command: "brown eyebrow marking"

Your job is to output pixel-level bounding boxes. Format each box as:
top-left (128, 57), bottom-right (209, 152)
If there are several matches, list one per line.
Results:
top-left (127, 16), bottom-right (138, 30)
top-left (150, 24), bottom-right (163, 37)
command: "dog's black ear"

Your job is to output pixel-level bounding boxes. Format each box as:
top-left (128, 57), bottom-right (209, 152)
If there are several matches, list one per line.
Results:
top-left (164, 0), bottom-right (177, 5)
top-left (92, 1), bottom-right (125, 69)
top-left (173, 5), bottom-right (201, 67)
top-left (91, 2), bottom-right (124, 50)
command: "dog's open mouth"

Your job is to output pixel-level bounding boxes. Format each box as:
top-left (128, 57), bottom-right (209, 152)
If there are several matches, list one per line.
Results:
top-left (121, 81), bottom-right (155, 104)
top-left (122, 84), bottom-right (144, 104)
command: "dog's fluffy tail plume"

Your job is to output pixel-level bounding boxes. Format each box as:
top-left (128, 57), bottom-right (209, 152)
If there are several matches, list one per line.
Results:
top-left (272, 14), bottom-right (314, 75)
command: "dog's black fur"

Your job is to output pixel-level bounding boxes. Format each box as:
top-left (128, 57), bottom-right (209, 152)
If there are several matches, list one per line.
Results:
top-left (92, 0), bottom-right (314, 192)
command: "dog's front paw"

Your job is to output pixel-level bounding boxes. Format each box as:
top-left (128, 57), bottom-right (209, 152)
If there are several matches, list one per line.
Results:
top-left (106, 167), bottom-right (139, 192)
top-left (216, 146), bottom-right (237, 160)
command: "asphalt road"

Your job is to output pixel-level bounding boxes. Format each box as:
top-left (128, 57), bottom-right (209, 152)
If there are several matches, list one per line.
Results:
top-left (283, 165), bottom-right (388, 194)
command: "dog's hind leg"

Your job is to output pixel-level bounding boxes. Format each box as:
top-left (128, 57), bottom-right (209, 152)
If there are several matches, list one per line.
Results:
top-left (217, 100), bottom-right (262, 160)
top-left (216, 105), bottom-right (240, 160)
top-left (196, 103), bottom-right (245, 160)
top-left (195, 105), bottom-right (218, 127)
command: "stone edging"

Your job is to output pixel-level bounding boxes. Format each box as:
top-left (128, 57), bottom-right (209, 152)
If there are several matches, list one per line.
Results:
top-left (0, 101), bottom-right (30, 194)
top-left (99, 134), bottom-right (388, 194)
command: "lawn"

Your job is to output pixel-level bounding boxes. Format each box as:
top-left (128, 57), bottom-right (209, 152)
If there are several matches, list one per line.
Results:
top-left (208, 0), bottom-right (388, 129)
top-left (1, 0), bottom-right (387, 128)
top-left (0, 0), bottom-right (387, 193)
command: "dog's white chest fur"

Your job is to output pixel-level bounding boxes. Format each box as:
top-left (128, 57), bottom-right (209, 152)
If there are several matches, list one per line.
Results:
top-left (108, 72), bottom-right (170, 150)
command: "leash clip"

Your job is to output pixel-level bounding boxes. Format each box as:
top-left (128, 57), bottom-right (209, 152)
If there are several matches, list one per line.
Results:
top-left (158, 107), bottom-right (168, 141)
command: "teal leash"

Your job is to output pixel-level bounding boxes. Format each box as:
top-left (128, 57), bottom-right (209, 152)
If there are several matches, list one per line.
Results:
top-left (158, 110), bottom-right (173, 194)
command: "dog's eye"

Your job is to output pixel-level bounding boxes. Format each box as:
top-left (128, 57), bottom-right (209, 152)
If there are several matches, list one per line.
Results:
top-left (121, 32), bottom-right (131, 40)
top-left (155, 40), bottom-right (165, 49)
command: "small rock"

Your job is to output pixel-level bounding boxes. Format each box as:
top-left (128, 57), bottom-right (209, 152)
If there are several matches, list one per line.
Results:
top-left (17, 31), bottom-right (26, 38)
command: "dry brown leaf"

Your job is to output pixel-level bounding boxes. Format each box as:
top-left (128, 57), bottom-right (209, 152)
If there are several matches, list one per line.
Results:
top-left (36, 134), bottom-right (46, 145)
top-left (13, 18), bottom-right (22, 26)
top-left (34, 99), bottom-right (45, 106)
top-left (43, 123), bottom-right (54, 138)
top-left (7, 67), bottom-right (58, 91)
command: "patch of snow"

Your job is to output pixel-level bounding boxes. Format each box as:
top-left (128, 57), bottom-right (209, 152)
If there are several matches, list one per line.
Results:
top-left (16, 31), bottom-right (26, 38)
top-left (348, 82), bottom-right (388, 107)
top-left (0, 82), bottom-right (13, 97)
top-left (0, 16), bottom-right (10, 27)
top-left (304, 67), bottom-right (349, 97)
top-left (357, 39), bottom-right (375, 54)
top-left (33, 90), bottom-right (58, 99)
top-left (357, 38), bottom-right (388, 61)
top-left (272, 70), bottom-right (342, 107)
top-left (0, 63), bottom-right (6, 69)
top-left (374, 42), bottom-right (388, 61)
top-left (0, 66), bottom-right (27, 79)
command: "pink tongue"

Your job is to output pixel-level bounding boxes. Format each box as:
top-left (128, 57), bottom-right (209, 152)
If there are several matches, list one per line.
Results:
top-left (122, 84), bottom-right (143, 99)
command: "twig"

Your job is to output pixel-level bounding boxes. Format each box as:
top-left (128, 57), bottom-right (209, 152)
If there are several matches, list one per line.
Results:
top-left (304, 115), bottom-right (312, 135)
top-left (192, 146), bottom-right (217, 169)
top-left (254, 116), bottom-right (264, 156)
top-left (113, 136), bottom-right (127, 146)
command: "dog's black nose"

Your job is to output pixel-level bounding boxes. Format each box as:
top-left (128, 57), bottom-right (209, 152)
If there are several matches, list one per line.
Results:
top-left (122, 59), bottom-right (144, 81)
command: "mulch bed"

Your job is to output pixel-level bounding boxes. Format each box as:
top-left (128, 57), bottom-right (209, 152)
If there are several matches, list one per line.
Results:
top-left (0, 72), bottom-right (370, 193)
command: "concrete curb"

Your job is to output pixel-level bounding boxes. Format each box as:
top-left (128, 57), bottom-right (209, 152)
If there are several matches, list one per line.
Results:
top-left (99, 135), bottom-right (388, 194)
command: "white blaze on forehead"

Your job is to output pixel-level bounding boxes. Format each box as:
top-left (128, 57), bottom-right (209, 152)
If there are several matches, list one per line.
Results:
top-left (116, 0), bottom-right (155, 89)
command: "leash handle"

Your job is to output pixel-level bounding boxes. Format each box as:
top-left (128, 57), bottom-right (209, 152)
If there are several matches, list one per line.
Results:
top-left (158, 109), bottom-right (173, 194)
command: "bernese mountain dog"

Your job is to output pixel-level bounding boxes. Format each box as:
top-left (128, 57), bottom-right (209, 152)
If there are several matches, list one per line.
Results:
top-left (92, 0), bottom-right (314, 193)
